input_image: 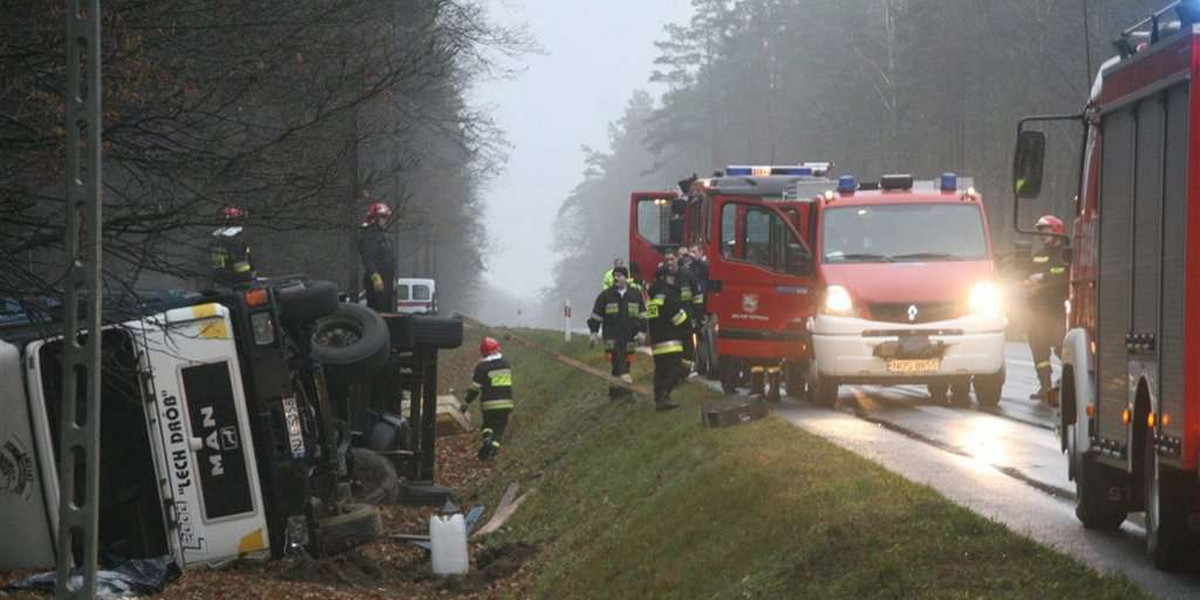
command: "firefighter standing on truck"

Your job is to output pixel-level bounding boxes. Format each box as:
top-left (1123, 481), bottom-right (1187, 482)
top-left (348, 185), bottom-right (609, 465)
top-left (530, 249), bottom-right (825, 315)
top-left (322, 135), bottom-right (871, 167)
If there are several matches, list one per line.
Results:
top-left (1024, 215), bottom-right (1070, 404)
top-left (587, 266), bottom-right (647, 401)
top-left (460, 337), bottom-right (514, 461)
top-left (210, 205), bottom-right (256, 287)
top-left (359, 202), bottom-right (396, 313)
top-left (648, 262), bottom-right (688, 411)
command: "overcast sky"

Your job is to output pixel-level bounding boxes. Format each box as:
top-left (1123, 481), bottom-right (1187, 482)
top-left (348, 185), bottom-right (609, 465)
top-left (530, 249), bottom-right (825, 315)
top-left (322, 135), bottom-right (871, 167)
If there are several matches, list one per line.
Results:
top-left (477, 0), bottom-right (693, 297)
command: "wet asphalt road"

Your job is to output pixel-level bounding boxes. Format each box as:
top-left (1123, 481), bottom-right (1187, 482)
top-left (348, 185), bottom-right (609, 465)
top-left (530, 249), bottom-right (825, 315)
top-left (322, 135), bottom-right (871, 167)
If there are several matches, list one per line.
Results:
top-left (707, 342), bottom-right (1200, 599)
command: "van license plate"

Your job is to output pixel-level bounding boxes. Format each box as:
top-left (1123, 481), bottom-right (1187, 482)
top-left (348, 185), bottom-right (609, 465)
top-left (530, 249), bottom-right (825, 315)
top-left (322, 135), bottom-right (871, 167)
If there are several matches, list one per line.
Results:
top-left (887, 359), bottom-right (940, 374)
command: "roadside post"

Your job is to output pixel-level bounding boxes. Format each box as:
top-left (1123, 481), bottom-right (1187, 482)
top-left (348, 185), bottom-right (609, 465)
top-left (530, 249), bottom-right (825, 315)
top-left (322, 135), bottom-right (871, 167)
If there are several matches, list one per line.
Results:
top-left (563, 301), bottom-right (572, 342)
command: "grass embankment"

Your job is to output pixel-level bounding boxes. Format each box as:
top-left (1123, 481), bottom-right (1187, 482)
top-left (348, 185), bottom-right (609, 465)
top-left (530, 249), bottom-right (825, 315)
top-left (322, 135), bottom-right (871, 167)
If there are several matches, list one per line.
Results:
top-left (470, 328), bottom-right (1147, 600)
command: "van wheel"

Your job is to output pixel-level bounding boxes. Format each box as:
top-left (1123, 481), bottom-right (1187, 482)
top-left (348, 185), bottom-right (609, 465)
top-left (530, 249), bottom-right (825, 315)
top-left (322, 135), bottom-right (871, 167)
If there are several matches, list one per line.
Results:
top-left (1144, 433), bottom-right (1195, 571)
top-left (311, 304), bottom-right (390, 377)
top-left (950, 379), bottom-right (972, 406)
top-left (349, 448), bottom-right (398, 505)
top-left (807, 360), bottom-right (837, 407)
top-left (927, 383), bottom-right (948, 405)
top-left (278, 280), bottom-right (340, 324)
top-left (973, 368), bottom-right (1005, 409)
top-left (785, 362), bottom-right (806, 400)
top-left (1073, 450), bottom-right (1127, 531)
top-left (315, 503), bottom-right (382, 556)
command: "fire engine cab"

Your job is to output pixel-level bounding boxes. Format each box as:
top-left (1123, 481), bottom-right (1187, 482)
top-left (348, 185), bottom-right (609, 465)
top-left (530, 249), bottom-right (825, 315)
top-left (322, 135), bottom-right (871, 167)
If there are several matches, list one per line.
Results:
top-left (1012, 1), bottom-right (1200, 571)
top-left (805, 174), bottom-right (1007, 407)
top-left (629, 164), bottom-right (832, 397)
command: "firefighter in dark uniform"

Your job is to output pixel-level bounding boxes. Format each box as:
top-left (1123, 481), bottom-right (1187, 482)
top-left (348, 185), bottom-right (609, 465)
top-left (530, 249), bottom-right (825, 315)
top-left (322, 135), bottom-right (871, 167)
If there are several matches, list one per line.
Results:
top-left (460, 337), bottom-right (514, 461)
top-left (358, 202), bottom-right (396, 313)
top-left (209, 205), bottom-right (256, 287)
top-left (1024, 215), bottom-right (1070, 403)
top-left (648, 262), bottom-right (689, 411)
top-left (666, 250), bottom-right (702, 378)
top-left (587, 266), bottom-right (647, 401)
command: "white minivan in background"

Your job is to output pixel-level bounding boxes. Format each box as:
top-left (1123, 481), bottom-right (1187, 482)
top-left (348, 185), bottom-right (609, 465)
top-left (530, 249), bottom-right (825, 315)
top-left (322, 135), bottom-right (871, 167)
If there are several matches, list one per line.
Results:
top-left (396, 278), bottom-right (437, 315)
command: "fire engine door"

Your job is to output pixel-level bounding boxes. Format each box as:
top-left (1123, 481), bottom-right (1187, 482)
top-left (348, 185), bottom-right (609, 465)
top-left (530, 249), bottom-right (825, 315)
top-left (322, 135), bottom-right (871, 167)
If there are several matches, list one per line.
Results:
top-left (629, 192), bottom-right (685, 287)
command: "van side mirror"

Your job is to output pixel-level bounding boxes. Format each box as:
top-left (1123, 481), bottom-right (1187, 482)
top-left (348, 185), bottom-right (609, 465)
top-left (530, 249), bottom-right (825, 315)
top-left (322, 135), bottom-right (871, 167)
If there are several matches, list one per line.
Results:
top-left (1013, 130), bottom-right (1046, 199)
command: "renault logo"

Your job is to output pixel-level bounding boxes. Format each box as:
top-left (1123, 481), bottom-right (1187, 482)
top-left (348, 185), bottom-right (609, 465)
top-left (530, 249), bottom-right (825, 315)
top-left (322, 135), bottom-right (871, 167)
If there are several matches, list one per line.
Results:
top-left (907, 304), bottom-right (919, 322)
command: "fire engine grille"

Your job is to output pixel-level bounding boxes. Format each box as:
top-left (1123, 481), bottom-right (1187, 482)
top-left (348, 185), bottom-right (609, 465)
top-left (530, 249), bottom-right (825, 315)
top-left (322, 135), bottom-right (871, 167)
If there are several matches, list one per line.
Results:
top-left (868, 302), bottom-right (960, 324)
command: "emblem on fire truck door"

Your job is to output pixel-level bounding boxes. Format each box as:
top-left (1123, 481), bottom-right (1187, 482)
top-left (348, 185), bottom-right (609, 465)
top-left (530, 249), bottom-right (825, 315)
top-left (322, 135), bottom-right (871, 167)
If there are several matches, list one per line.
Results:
top-left (742, 294), bottom-right (759, 314)
top-left (907, 304), bottom-right (919, 322)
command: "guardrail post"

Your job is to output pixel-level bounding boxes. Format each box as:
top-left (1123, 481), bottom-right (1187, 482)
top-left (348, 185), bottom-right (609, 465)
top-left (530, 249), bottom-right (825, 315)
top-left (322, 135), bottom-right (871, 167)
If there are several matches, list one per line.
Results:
top-left (563, 300), bottom-right (571, 342)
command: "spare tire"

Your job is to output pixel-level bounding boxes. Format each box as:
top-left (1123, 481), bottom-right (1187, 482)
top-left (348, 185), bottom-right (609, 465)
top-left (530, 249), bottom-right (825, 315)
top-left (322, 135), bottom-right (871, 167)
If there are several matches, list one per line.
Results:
top-left (278, 280), bottom-right (339, 324)
top-left (314, 503), bottom-right (382, 556)
top-left (311, 303), bottom-right (390, 377)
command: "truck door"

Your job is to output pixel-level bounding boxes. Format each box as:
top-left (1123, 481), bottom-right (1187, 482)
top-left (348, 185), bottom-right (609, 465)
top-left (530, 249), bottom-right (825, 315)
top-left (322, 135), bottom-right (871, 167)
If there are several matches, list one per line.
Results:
top-left (135, 302), bottom-right (271, 566)
top-left (629, 192), bottom-right (685, 286)
top-left (707, 198), bottom-right (816, 360)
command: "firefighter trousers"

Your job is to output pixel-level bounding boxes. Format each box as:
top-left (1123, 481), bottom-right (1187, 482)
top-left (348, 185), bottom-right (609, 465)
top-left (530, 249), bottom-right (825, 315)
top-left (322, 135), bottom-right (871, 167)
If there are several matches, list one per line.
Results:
top-left (607, 340), bottom-right (634, 400)
top-left (653, 351), bottom-right (683, 406)
top-left (479, 409), bottom-right (510, 461)
top-left (1028, 309), bottom-right (1065, 391)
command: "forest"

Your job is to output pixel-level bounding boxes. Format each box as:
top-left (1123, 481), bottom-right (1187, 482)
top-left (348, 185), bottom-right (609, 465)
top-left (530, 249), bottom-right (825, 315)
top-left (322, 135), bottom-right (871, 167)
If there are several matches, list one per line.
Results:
top-left (545, 0), bottom-right (1165, 323)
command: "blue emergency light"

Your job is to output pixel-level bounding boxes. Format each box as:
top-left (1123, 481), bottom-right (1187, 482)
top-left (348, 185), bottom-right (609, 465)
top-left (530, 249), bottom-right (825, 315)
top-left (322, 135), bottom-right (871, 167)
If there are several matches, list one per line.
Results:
top-left (837, 175), bottom-right (856, 193)
top-left (940, 172), bottom-right (957, 191)
top-left (725, 165), bottom-right (815, 177)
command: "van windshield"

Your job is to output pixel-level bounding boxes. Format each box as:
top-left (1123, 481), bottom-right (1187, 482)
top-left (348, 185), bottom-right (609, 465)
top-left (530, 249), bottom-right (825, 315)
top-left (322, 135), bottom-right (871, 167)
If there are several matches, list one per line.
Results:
top-left (821, 204), bottom-right (987, 263)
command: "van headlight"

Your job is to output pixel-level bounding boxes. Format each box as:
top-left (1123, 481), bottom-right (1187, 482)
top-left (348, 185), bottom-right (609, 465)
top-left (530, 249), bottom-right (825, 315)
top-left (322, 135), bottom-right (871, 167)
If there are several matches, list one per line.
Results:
top-left (251, 311), bottom-right (275, 345)
top-left (968, 282), bottom-right (1002, 317)
top-left (822, 285), bottom-right (854, 317)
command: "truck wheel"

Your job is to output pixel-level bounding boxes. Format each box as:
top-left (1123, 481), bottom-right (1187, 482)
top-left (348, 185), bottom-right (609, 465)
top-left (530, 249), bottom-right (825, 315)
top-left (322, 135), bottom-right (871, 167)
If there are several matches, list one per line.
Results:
top-left (349, 448), bottom-right (398, 505)
top-left (807, 359), bottom-right (837, 407)
top-left (1144, 434), bottom-right (1195, 571)
top-left (719, 359), bottom-right (740, 395)
top-left (315, 503), bottom-right (382, 556)
top-left (277, 279), bottom-right (340, 324)
top-left (973, 368), bottom-right (1005, 409)
top-left (1073, 450), bottom-right (1127, 531)
top-left (927, 383), bottom-right (948, 405)
top-left (311, 304), bottom-right (390, 377)
top-left (785, 362), bottom-right (806, 400)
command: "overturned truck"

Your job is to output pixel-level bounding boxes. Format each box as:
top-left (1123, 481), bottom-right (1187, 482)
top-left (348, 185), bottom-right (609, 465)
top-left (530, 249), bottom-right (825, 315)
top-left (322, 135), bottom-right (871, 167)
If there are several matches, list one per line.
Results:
top-left (0, 277), bottom-right (461, 570)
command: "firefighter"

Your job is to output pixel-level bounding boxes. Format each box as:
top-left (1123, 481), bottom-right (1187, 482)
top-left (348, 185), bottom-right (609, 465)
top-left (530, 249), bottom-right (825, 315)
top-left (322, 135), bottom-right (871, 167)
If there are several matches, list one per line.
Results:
top-left (460, 337), bottom-right (514, 461)
top-left (1024, 214), bottom-right (1070, 403)
top-left (209, 205), bottom-right (256, 287)
top-left (359, 203), bottom-right (396, 313)
top-left (647, 262), bottom-right (688, 411)
top-left (670, 248), bottom-right (702, 379)
top-left (587, 266), bottom-right (647, 400)
top-left (602, 257), bottom-right (626, 290)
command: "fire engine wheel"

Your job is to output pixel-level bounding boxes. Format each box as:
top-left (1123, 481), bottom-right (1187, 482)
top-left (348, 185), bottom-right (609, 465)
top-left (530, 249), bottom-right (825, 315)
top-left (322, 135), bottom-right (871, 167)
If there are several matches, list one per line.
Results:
top-left (349, 448), bottom-right (398, 505)
top-left (1073, 450), bottom-right (1127, 531)
top-left (1144, 434), bottom-right (1195, 571)
top-left (973, 368), bottom-right (1005, 409)
top-left (311, 303), bottom-right (390, 377)
top-left (277, 279), bottom-right (340, 324)
top-left (719, 359), bottom-right (740, 395)
top-left (315, 503), bottom-right (383, 557)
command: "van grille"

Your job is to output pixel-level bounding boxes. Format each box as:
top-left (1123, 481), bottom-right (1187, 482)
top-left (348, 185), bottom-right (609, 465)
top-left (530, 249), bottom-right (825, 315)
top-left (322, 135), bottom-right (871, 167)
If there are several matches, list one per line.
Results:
top-left (868, 302), bottom-right (960, 324)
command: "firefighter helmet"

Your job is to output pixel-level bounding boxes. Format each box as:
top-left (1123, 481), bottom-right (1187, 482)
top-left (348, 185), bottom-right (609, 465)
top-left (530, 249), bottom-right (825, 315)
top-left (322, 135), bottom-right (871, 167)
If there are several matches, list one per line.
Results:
top-left (480, 336), bottom-right (502, 357)
top-left (366, 202), bottom-right (393, 224)
top-left (1035, 215), bottom-right (1065, 235)
top-left (222, 205), bottom-right (246, 220)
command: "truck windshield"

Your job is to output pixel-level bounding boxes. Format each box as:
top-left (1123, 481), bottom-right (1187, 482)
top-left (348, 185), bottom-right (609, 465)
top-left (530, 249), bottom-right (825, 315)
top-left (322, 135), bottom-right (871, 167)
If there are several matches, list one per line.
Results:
top-left (821, 204), bottom-right (987, 263)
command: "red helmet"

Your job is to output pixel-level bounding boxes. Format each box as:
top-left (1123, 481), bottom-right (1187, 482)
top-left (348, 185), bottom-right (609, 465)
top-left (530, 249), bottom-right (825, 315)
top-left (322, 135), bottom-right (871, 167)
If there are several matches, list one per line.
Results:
top-left (1035, 215), bottom-right (1065, 235)
top-left (222, 205), bottom-right (246, 220)
top-left (366, 202), bottom-right (393, 224)
top-left (479, 336), bottom-right (501, 357)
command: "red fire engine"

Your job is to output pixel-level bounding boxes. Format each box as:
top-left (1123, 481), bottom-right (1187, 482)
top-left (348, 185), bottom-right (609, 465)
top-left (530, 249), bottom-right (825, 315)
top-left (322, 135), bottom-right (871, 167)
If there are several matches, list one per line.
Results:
top-left (1013, 1), bottom-right (1200, 570)
top-left (628, 164), bottom-right (832, 396)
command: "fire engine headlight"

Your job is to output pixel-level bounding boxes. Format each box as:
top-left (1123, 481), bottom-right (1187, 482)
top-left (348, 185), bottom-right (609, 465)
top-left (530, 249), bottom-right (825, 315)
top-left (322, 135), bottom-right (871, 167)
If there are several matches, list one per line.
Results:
top-left (251, 311), bottom-right (275, 346)
top-left (822, 285), bottom-right (854, 317)
top-left (968, 282), bottom-right (1002, 318)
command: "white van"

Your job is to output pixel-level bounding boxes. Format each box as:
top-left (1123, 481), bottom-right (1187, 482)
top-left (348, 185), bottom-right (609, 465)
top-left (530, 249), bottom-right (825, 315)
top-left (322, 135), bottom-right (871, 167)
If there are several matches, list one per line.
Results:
top-left (396, 278), bottom-right (437, 315)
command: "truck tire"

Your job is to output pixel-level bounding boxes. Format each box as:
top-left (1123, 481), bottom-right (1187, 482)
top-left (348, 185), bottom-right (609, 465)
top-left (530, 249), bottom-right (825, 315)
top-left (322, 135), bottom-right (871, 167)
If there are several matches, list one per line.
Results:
top-left (719, 358), bottom-right (740, 395)
top-left (311, 304), bottom-right (390, 377)
top-left (1144, 434), bottom-right (1195, 571)
top-left (277, 279), bottom-right (340, 324)
top-left (315, 503), bottom-right (382, 557)
top-left (807, 359), bottom-right (837, 407)
top-left (973, 367), bottom-right (1005, 409)
top-left (349, 448), bottom-right (398, 505)
top-left (1073, 450), bottom-right (1127, 531)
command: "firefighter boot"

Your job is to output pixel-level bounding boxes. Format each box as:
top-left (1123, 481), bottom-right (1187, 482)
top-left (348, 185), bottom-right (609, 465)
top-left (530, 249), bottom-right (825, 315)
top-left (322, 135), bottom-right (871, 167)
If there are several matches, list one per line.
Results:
top-left (1030, 361), bottom-right (1053, 403)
